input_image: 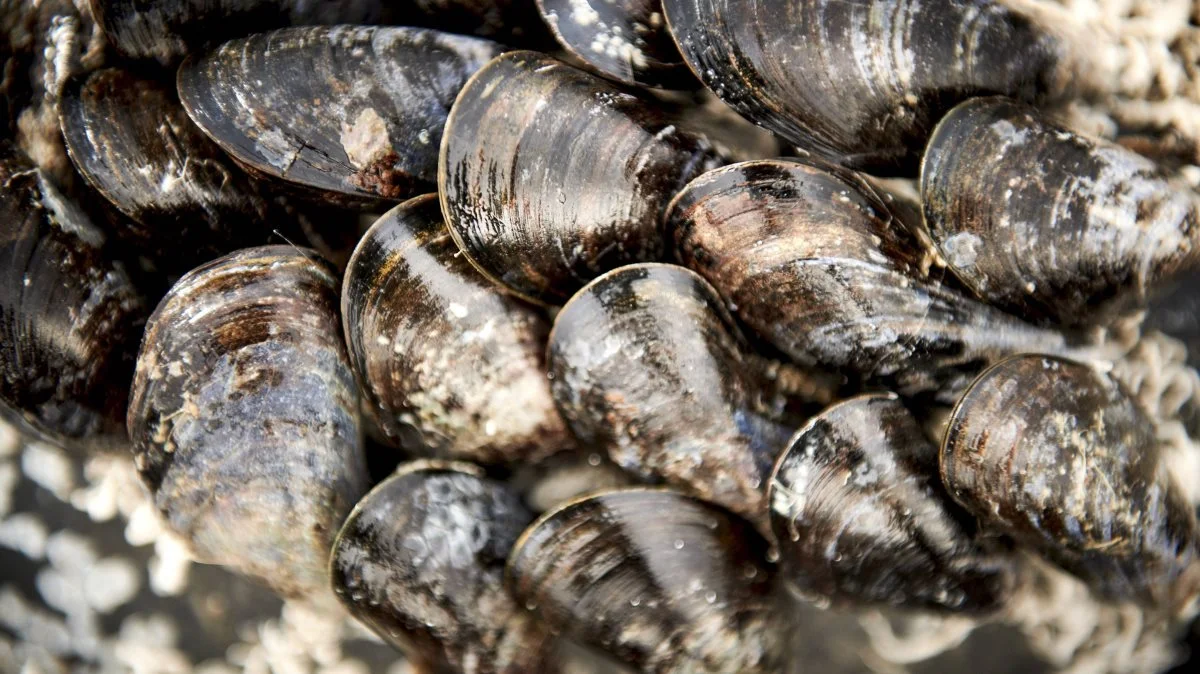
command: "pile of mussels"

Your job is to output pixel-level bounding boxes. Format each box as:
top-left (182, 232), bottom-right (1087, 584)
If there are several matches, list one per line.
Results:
top-left (4, 0), bottom-right (1200, 672)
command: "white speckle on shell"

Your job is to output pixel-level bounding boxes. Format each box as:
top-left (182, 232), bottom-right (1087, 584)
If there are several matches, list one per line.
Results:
top-left (941, 232), bottom-right (983, 270)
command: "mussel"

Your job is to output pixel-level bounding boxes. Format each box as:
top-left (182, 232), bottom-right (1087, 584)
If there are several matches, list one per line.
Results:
top-left (769, 393), bottom-right (1012, 613)
top-left (59, 67), bottom-right (287, 271)
top-left (537, 0), bottom-right (690, 88)
top-left (439, 51), bottom-right (723, 305)
top-left (661, 0), bottom-right (1071, 173)
top-left (921, 97), bottom-right (1200, 327)
top-left (547, 262), bottom-right (825, 524)
top-left (667, 158), bottom-right (1071, 399)
top-left (177, 26), bottom-right (504, 204)
top-left (941, 354), bottom-right (1200, 607)
top-left (0, 143), bottom-right (147, 452)
top-left (331, 460), bottom-right (555, 673)
top-left (127, 246), bottom-right (369, 600)
top-left (91, 0), bottom-right (534, 64)
top-left (342, 194), bottom-right (572, 465)
top-left (506, 488), bottom-right (786, 673)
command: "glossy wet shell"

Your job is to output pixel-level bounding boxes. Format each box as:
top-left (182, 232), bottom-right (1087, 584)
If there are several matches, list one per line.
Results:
top-left (331, 461), bottom-right (555, 674)
top-left (662, 0), bottom-right (1068, 173)
top-left (941, 355), bottom-right (1200, 605)
top-left (90, 0), bottom-right (525, 64)
top-left (439, 51), bottom-right (723, 306)
top-left (667, 159), bottom-right (1069, 399)
top-left (921, 97), bottom-right (1200, 327)
top-left (342, 194), bottom-right (571, 465)
top-left (178, 26), bottom-right (504, 203)
top-left (506, 489), bottom-right (784, 673)
top-left (59, 67), bottom-right (284, 271)
top-left (0, 145), bottom-right (146, 451)
top-left (537, 0), bottom-right (690, 88)
top-left (547, 262), bottom-right (800, 525)
top-left (126, 246), bottom-right (368, 600)
top-left (769, 393), bottom-right (1012, 613)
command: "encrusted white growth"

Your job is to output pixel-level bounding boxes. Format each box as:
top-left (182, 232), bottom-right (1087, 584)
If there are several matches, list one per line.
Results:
top-left (340, 108), bottom-right (392, 169)
top-left (859, 611), bottom-right (978, 665)
top-left (1107, 330), bottom-right (1200, 504)
top-left (1004, 555), bottom-right (1180, 674)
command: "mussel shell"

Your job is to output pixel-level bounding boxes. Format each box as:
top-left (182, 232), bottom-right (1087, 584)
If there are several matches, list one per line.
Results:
top-left (90, 0), bottom-right (533, 64)
top-left (921, 97), bottom-right (1200, 326)
top-left (60, 67), bottom-right (286, 271)
top-left (537, 0), bottom-right (690, 88)
top-left (127, 245), bottom-right (368, 599)
top-left (667, 158), bottom-right (1070, 399)
top-left (178, 26), bottom-right (504, 204)
top-left (662, 0), bottom-right (1068, 173)
top-left (331, 460), bottom-right (555, 673)
top-left (769, 393), bottom-right (1012, 613)
top-left (0, 144), bottom-right (147, 451)
top-left (342, 194), bottom-right (572, 464)
top-left (547, 262), bottom-right (800, 524)
top-left (506, 488), bottom-right (785, 673)
top-left (941, 354), bottom-right (1200, 605)
top-left (439, 50), bottom-right (723, 306)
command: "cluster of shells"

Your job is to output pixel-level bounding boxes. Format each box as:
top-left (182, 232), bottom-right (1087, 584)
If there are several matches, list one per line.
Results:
top-left (5, 0), bottom-right (1200, 672)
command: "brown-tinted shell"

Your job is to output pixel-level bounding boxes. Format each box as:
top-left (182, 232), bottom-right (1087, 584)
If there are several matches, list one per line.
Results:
top-left (342, 194), bottom-right (572, 465)
top-left (537, 0), bottom-right (690, 88)
top-left (331, 460), bottom-right (556, 674)
top-left (439, 51), bottom-right (723, 306)
top-left (661, 0), bottom-right (1070, 173)
top-left (941, 354), bottom-right (1200, 606)
top-left (547, 262), bottom-right (824, 525)
top-left (59, 67), bottom-right (287, 272)
top-left (921, 97), bottom-right (1200, 327)
top-left (506, 488), bottom-right (785, 673)
top-left (0, 144), bottom-right (147, 452)
top-left (667, 159), bottom-right (1070, 399)
top-left (126, 246), bottom-right (368, 600)
top-left (769, 393), bottom-right (1012, 613)
top-left (178, 26), bottom-right (504, 204)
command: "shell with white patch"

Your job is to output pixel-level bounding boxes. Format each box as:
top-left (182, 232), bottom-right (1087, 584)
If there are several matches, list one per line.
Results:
top-left (331, 460), bottom-right (556, 674)
top-left (342, 194), bottom-right (573, 465)
top-left (537, 0), bottom-right (691, 88)
top-left (921, 96), bottom-right (1200, 327)
top-left (126, 246), bottom-right (369, 602)
top-left (661, 0), bottom-right (1072, 173)
top-left (941, 354), bottom-right (1200, 607)
top-left (769, 393), bottom-right (1013, 613)
top-left (177, 25), bottom-right (504, 205)
top-left (666, 158), bottom-right (1071, 401)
